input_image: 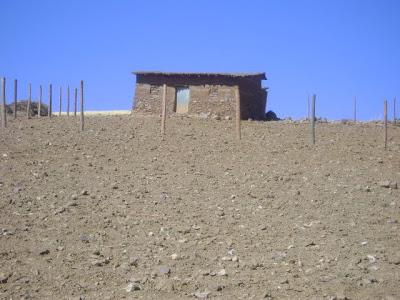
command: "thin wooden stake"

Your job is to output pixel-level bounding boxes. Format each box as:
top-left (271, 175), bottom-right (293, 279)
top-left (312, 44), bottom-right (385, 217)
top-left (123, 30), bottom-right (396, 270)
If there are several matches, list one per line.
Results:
top-left (49, 84), bottom-right (52, 118)
top-left (384, 100), bottom-right (388, 149)
top-left (80, 81), bottom-right (84, 131)
top-left (1, 78), bottom-right (6, 128)
top-left (27, 83), bottom-right (31, 119)
top-left (161, 84), bottom-right (167, 138)
top-left (14, 79), bottom-right (17, 119)
top-left (59, 87), bottom-right (62, 116)
top-left (310, 94), bottom-right (316, 144)
top-left (74, 88), bottom-right (77, 117)
top-left (235, 85), bottom-right (241, 140)
top-left (38, 85), bottom-right (42, 118)
top-left (353, 96), bottom-right (357, 122)
top-left (67, 85), bottom-right (70, 117)
top-left (394, 97), bottom-right (397, 124)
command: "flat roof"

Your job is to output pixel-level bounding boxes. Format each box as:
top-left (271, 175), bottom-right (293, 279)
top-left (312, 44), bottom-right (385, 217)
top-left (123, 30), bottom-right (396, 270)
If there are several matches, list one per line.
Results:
top-left (133, 71), bottom-right (266, 80)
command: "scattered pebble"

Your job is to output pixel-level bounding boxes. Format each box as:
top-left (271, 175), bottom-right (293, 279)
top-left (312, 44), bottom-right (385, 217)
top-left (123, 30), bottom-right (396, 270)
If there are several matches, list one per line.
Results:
top-left (39, 249), bottom-right (50, 256)
top-left (0, 273), bottom-right (11, 284)
top-left (158, 266), bottom-right (171, 276)
top-left (194, 290), bottom-right (210, 299)
top-left (217, 269), bottom-right (227, 276)
top-left (125, 282), bottom-right (140, 292)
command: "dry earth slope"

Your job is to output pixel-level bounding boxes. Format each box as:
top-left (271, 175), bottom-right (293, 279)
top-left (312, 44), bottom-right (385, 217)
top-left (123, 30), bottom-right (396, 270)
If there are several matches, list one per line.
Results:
top-left (0, 114), bottom-right (399, 300)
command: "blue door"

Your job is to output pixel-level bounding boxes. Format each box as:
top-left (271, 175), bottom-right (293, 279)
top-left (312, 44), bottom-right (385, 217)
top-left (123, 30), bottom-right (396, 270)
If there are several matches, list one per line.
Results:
top-left (175, 87), bottom-right (190, 114)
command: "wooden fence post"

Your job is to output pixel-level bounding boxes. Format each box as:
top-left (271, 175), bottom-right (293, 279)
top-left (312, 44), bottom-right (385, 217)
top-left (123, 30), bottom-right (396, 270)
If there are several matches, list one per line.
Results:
top-left (38, 85), bottom-right (42, 118)
top-left (67, 85), bottom-right (70, 117)
top-left (384, 100), bottom-right (388, 149)
top-left (353, 96), bottom-right (357, 122)
top-left (307, 95), bottom-right (310, 120)
top-left (236, 85), bottom-right (241, 140)
top-left (161, 84), bottom-right (167, 138)
top-left (80, 81), bottom-right (84, 131)
top-left (394, 97), bottom-right (397, 124)
top-left (74, 88), bottom-right (77, 117)
top-left (59, 87), bottom-right (62, 116)
top-left (1, 78), bottom-right (6, 128)
top-left (14, 79), bottom-right (17, 119)
top-left (49, 84), bottom-right (52, 118)
top-left (310, 94), bottom-right (316, 144)
top-left (27, 83), bottom-right (32, 119)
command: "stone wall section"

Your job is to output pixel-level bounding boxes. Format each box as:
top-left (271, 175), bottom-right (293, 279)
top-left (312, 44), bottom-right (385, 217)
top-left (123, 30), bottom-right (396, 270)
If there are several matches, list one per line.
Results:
top-left (133, 74), bottom-right (267, 120)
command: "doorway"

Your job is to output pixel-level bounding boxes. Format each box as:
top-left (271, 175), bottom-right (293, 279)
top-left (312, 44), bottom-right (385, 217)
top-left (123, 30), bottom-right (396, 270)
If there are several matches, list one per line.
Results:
top-left (175, 87), bottom-right (190, 114)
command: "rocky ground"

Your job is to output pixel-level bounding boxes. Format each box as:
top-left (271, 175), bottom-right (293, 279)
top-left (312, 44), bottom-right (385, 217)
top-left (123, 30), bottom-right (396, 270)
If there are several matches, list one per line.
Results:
top-left (0, 113), bottom-right (399, 300)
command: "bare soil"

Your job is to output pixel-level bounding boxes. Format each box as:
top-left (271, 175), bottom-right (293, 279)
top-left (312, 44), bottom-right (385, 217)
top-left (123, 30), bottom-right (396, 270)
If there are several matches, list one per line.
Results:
top-left (0, 114), bottom-right (399, 300)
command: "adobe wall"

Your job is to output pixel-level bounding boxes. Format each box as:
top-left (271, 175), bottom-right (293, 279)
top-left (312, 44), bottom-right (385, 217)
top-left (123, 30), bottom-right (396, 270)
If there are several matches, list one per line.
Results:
top-left (133, 74), bottom-right (266, 120)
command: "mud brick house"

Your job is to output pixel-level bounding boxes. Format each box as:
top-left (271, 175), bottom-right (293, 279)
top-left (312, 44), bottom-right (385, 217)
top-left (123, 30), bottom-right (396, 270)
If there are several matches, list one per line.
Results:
top-left (133, 71), bottom-right (267, 120)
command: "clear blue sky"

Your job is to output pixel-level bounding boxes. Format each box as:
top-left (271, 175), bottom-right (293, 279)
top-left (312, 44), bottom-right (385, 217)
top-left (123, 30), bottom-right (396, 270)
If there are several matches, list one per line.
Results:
top-left (1, 0), bottom-right (399, 120)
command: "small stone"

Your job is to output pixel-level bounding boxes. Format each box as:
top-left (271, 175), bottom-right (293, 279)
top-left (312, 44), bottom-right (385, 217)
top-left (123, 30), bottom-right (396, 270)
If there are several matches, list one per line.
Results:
top-left (13, 187), bottom-right (22, 193)
top-left (221, 256), bottom-right (232, 261)
top-left (216, 210), bottom-right (225, 217)
top-left (80, 234), bottom-right (90, 243)
top-left (199, 112), bottom-right (211, 119)
top-left (125, 282), bottom-right (140, 292)
top-left (39, 249), bottom-right (50, 255)
top-left (379, 180), bottom-right (390, 187)
top-left (232, 256), bottom-right (239, 262)
top-left (129, 256), bottom-right (139, 267)
top-left (54, 207), bottom-right (66, 215)
top-left (0, 273), bottom-right (11, 284)
top-left (171, 253), bottom-right (178, 260)
top-left (388, 256), bottom-right (400, 265)
top-left (81, 190), bottom-right (89, 196)
top-left (159, 266), bottom-right (171, 275)
top-left (120, 262), bottom-right (130, 272)
top-left (361, 241), bottom-right (368, 246)
top-left (71, 194), bottom-right (78, 200)
top-left (367, 255), bottom-right (377, 263)
top-left (194, 290), bottom-right (211, 299)
top-left (148, 232), bottom-right (154, 237)
top-left (280, 278), bottom-right (289, 284)
top-left (112, 183), bottom-right (119, 190)
top-left (92, 258), bottom-right (110, 267)
top-left (378, 180), bottom-right (394, 188)
top-left (160, 192), bottom-right (168, 200)
top-left (363, 277), bottom-right (378, 284)
top-left (263, 291), bottom-right (273, 299)
top-left (217, 269), bottom-right (227, 276)
top-left (224, 116), bottom-right (231, 121)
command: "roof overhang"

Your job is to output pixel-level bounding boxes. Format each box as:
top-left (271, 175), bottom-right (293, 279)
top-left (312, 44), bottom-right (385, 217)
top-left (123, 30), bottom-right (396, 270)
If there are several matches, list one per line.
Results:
top-left (132, 71), bottom-right (266, 80)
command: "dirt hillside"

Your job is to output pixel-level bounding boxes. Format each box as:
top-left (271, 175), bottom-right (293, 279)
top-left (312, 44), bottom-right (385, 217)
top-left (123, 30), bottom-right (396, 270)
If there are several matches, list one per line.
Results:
top-left (0, 114), bottom-right (399, 300)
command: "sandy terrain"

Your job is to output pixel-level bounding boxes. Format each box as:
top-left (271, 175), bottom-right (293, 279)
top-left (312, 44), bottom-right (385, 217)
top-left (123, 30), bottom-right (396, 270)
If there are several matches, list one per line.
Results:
top-left (0, 113), bottom-right (399, 300)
